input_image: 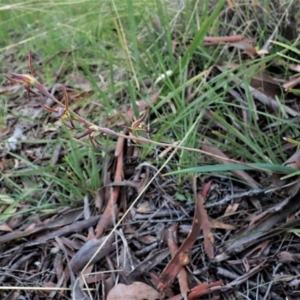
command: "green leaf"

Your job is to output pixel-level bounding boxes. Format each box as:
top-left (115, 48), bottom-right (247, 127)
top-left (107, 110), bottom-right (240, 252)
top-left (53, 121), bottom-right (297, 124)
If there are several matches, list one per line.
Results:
top-left (175, 192), bottom-right (186, 202)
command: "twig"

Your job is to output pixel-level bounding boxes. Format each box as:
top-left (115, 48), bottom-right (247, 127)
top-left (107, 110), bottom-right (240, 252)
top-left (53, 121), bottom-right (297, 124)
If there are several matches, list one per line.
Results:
top-left (205, 188), bottom-right (265, 208)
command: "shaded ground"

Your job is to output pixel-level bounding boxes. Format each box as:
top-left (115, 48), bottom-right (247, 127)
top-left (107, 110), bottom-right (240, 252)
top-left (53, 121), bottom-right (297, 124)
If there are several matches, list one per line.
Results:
top-left (1, 1), bottom-right (300, 299)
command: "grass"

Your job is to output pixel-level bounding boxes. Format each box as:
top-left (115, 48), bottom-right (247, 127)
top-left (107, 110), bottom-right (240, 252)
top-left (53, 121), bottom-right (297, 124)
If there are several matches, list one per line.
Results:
top-left (1, 0), bottom-right (300, 214)
top-left (1, 1), bottom-right (300, 297)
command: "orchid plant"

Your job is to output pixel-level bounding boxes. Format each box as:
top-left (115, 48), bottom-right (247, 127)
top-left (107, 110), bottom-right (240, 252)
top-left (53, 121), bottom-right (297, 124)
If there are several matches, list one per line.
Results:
top-left (6, 53), bottom-right (148, 148)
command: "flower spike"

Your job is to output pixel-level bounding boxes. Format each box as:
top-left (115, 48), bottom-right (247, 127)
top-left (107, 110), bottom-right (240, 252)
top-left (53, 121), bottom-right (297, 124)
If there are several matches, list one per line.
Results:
top-left (126, 113), bottom-right (149, 135)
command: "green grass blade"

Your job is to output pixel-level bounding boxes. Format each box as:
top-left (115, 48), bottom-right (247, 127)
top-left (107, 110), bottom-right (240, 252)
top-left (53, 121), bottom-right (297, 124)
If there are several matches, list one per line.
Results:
top-left (165, 163), bottom-right (296, 176)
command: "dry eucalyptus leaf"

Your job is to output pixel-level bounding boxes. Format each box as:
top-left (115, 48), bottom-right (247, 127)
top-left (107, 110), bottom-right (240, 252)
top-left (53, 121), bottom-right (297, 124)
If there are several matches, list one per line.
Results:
top-left (70, 236), bottom-right (113, 273)
top-left (107, 282), bottom-right (161, 300)
top-left (136, 201), bottom-right (154, 214)
top-left (277, 251), bottom-right (294, 262)
top-left (0, 223), bottom-right (12, 232)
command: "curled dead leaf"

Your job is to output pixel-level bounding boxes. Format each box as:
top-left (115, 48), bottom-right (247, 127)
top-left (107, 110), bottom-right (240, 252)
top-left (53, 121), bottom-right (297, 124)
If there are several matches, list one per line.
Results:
top-left (277, 251), bottom-right (295, 263)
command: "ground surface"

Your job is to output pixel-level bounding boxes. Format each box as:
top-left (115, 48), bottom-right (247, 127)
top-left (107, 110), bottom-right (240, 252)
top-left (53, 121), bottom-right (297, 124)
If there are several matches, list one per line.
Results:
top-left (1, 0), bottom-right (300, 299)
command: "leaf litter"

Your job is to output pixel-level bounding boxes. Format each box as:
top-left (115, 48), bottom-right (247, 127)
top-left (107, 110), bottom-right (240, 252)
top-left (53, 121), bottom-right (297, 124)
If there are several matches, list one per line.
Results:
top-left (1, 1), bottom-right (300, 300)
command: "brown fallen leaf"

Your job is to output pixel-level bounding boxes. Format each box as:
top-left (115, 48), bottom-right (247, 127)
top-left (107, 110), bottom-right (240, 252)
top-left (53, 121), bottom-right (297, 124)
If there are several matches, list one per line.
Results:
top-left (0, 222), bottom-right (12, 232)
top-left (204, 35), bottom-right (257, 57)
top-left (159, 180), bottom-right (213, 292)
top-left (166, 225), bottom-right (189, 297)
top-left (107, 282), bottom-right (162, 300)
top-left (95, 133), bottom-right (125, 238)
top-left (70, 236), bottom-right (113, 273)
top-left (196, 181), bottom-right (214, 259)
